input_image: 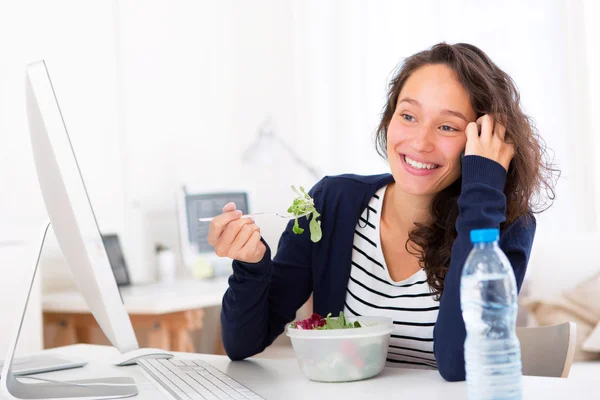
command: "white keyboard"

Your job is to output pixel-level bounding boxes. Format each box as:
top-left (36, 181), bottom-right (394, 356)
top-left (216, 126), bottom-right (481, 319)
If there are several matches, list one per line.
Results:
top-left (138, 358), bottom-right (264, 400)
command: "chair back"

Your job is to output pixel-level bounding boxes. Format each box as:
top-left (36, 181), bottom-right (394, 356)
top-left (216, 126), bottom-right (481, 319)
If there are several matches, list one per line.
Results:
top-left (517, 321), bottom-right (577, 377)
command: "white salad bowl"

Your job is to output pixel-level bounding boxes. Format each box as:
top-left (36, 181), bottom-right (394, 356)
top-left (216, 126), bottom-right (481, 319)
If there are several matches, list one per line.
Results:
top-left (286, 315), bottom-right (393, 382)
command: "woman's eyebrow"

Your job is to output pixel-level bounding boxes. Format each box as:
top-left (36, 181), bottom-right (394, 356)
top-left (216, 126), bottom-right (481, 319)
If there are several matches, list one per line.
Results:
top-left (398, 97), bottom-right (420, 107)
top-left (441, 109), bottom-right (467, 122)
top-left (399, 97), bottom-right (467, 122)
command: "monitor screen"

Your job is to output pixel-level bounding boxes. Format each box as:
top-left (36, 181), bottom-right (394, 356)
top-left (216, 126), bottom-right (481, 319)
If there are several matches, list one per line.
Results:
top-left (185, 192), bottom-right (249, 253)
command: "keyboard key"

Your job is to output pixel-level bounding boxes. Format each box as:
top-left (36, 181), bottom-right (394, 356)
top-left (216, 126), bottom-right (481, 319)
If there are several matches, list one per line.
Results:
top-left (139, 360), bottom-right (191, 399)
top-left (170, 359), bottom-right (187, 367)
top-left (138, 357), bottom-right (264, 400)
top-left (181, 372), bottom-right (220, 400)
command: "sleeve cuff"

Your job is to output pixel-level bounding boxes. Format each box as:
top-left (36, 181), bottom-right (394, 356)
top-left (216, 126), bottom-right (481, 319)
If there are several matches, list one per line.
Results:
top-left (231, 238), bottom-right (272, 280)
top-left (462, 155), bottom-right (507, 191)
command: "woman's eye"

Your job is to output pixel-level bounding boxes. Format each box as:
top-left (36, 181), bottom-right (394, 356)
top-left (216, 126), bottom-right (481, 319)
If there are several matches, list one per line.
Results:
top-left (401, 114), bottom-right (415, 122)
top-left (440, 125), bottom-right (457, 132)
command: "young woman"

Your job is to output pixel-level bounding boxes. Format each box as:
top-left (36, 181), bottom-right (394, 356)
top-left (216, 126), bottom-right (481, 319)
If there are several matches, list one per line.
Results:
top-left (207, 42), bottom-right (556, 381)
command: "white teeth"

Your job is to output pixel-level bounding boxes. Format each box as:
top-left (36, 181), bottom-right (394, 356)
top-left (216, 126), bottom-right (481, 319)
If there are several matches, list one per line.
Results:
top-left (404, 155), bottom-right (438, 170)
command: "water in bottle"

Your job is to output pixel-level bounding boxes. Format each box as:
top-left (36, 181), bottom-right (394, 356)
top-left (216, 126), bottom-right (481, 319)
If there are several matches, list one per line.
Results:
top-left (461, 228), bottom-right (522, 400)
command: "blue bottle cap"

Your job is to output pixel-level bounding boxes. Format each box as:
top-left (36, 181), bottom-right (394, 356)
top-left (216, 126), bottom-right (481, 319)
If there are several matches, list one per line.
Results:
top-left (470, 228), bottom-right (499, 243)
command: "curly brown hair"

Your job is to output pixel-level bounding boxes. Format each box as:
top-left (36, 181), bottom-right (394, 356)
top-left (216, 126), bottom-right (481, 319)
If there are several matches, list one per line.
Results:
top-left (375, 42), bottom-right (558, 300)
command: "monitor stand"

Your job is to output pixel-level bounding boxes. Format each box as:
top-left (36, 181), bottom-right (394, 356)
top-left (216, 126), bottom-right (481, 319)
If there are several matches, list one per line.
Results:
top-left (1, 222), bottom-right (138, 399)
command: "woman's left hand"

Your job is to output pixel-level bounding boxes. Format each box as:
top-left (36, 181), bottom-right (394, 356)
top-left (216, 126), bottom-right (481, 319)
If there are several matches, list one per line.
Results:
top-left (464, 114), bottom-right (515, 172)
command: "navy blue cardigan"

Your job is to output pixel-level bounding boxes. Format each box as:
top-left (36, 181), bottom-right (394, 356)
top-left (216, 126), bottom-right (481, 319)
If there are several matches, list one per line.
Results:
top-left (220, 155), bottom-right (536, 381)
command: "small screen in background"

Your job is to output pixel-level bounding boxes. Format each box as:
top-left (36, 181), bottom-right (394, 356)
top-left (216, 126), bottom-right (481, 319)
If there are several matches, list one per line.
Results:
top-left (101, 234), bottom-right (131, 286)
top-left (185, 192), bottom-right (249, 253)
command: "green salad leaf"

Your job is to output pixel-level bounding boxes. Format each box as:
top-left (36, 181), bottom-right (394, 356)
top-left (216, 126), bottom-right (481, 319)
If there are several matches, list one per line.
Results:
top-left (288, 185), bottom-right (322, 243)
top-left (290, 311), bottom-right (361, 330)
top-left (318, 311), bottom-right (361, 330)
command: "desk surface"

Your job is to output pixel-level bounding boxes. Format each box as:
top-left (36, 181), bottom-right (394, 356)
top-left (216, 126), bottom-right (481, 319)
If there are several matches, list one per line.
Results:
top-left (21, 344), bottom-right (600, 400)
top-left (42, 278), bottom-right (229, 314)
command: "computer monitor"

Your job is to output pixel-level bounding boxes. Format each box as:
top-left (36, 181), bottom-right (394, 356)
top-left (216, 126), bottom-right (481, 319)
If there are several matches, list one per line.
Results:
top-left (25, 60), bottom-right (138, 354)
top-left (1, 60), bottom-right (171, 399)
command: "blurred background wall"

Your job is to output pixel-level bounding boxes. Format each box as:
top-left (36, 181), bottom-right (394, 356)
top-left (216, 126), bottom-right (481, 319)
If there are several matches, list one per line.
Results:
top-left (1, 0), bottom-right (599, 354)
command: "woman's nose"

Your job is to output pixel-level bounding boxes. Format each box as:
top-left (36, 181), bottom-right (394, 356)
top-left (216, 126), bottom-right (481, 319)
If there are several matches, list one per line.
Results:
top-left (410, 126), bottom-right (436, 152)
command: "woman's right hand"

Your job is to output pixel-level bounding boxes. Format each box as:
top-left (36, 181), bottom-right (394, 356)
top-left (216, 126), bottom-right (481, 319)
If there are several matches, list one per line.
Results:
top-left (207, 202), bottom-right (266, 263)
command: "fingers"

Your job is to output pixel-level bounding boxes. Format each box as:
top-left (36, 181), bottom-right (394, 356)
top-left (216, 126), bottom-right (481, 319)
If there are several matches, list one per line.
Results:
top-left (476, 115), bottom-right (494, 144)
top-left (494, 121), bottom-right (507, 141)
top-left (222, 202), bottom-right (236, 213)
top-left (207, 203), bottom-right (240, 246)
top-left (207, 201), bottom-right (266, 263)
top-left (214, 221), bottom-right (265, 263)
top-left (215, 218), bottom-right (255, 255)
top-left (477, 114), bottom-right (508, 141)
top-left (465, 114), bottom-right (514, 171)
top-left (228, 222), bottom-right (260, 255)
top-left (465, 122), bottom-right (479, 143)
top-left (242, 231), bottom-right (265, 261)
top-left (506, 141), bottom-right (516, 160)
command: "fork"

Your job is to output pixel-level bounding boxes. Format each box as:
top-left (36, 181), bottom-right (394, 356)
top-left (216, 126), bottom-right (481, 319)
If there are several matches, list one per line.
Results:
top-left (198, 211), bottom-right (311, 222)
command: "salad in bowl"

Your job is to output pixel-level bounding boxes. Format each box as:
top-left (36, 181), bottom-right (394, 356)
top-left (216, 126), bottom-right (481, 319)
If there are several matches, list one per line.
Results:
top-left (286, 312), bottom-right (393, 382)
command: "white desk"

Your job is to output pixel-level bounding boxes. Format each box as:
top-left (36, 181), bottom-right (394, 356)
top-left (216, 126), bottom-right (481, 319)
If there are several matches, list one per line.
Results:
top-left (22, 344), bottom-right (600, 399)
top-left (42, 278), bottom-right (229, 352)
top-left (43, 278), bottom-right (230, 315)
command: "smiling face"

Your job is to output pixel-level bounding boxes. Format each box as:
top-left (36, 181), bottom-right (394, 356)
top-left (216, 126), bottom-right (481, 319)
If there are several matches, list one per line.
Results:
top-left (386, 64), bottom-right (477, 197)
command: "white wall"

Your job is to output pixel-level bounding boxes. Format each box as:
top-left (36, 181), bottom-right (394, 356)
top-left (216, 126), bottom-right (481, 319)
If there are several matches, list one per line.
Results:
top-left (0, 240), bottom-right (42, 356)
top-left (116, 0), bottom-right (326, 281)
top-left (0, 0), bottom-right (122, 352)
top-left (115, 0), bottom-right (593, 285)
top-left (1, 0), bottom-right (598, 353)
top-left (4, 0), bottom-right (592, 283)
top-left (584, 0), bottom-right (600, 224)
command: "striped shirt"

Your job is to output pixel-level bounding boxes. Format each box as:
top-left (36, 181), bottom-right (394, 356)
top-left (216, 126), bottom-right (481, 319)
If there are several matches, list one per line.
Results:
top-left (343, 185), bottom-right (439, 370)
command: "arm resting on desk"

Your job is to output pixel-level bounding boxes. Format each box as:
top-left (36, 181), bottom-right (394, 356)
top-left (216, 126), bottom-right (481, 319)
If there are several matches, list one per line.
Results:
top-left (434, 157), bottom-right (535, 381)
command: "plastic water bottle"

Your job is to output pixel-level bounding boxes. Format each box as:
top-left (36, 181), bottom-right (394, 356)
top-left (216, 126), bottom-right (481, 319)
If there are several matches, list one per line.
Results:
top-left (460, 228), bottom-right (522, 400)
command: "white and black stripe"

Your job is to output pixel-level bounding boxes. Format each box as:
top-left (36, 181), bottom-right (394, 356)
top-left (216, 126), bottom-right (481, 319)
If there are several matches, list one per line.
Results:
top-left (343, 185), bottom-right (439, 370)
top-left (354, 230), bottom-right (377, 247)
top-left (358, 217), bottom-right (375, 229)
top-left (352, 245), bottom-right (385, 269)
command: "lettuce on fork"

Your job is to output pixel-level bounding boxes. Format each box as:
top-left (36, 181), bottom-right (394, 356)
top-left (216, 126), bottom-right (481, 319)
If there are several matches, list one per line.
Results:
top-left (288, 185), bottom-right (322, 243)
top-left (290, 312), bottom-right (361, 330)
